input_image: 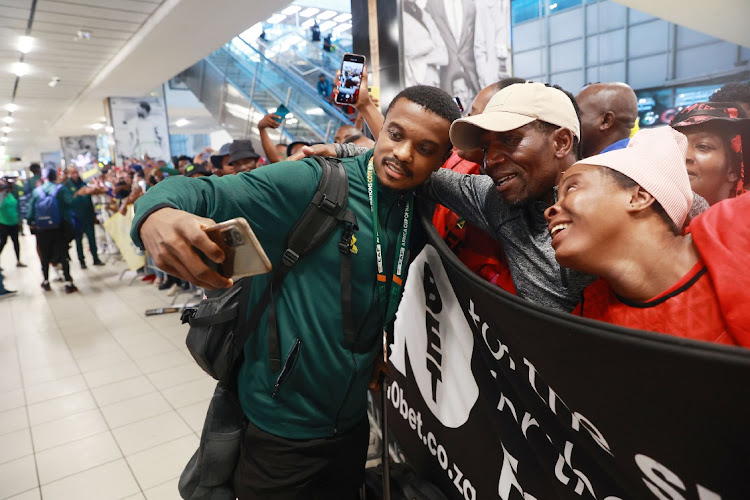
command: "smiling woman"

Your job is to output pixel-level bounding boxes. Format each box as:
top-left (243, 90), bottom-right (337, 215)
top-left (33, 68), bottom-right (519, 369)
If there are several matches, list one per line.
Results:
top-left (545, 126), bottom-right (750, 348)
top-left (671, 102), bottom-right (749, 206)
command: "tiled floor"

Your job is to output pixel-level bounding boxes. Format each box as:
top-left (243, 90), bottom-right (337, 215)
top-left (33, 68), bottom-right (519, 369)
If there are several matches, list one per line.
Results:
top-left (0, 232), bottom-right (216, 500)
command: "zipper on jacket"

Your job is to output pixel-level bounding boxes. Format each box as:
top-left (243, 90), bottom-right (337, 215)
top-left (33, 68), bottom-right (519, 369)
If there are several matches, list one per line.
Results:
top-left (272, 338), bottom-right (302, 398)
top-left (333, 352), bottom-right (358, 436)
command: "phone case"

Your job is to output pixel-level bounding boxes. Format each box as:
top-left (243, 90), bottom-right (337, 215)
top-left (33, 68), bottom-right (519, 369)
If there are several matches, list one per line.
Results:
top-left (204, 218), bottom-right (273, 279)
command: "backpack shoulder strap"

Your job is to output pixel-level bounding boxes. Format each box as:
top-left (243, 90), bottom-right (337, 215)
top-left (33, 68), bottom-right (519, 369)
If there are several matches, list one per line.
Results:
top-left (243, 156), bottom-right (357, 371)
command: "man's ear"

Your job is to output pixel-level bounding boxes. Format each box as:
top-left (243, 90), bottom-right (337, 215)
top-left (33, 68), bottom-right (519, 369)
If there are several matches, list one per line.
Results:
top-left (726, 169), bottom-right (740, 183)
top-left (600, 111), bottom-right (615, 131)
top-left (626, 186), bottom-right (656, 214)
top-left (436, 148), bottom-right (452, 171)
top-left (553, 128), bottom-right (574, 158)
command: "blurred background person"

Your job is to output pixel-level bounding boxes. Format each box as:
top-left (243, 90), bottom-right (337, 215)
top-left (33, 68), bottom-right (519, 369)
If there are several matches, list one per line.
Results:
top-left (0, 175), bottom-right (25, 268)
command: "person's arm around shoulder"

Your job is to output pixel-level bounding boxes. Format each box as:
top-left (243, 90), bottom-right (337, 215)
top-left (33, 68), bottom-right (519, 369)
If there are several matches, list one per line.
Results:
top-left (420, 168), bottom-right (499, 235)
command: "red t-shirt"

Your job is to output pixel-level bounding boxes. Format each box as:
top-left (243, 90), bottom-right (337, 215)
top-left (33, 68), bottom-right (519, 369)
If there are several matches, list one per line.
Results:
top-left (573, 192), bottom-right (750, 347)
top-left (432, 152), bottom-right (516, 294)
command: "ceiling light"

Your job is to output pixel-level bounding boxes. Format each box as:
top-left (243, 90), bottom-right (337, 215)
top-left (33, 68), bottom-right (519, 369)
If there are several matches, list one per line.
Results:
top-left (105, 125), bottom-right (114, 133)
top-left (90, 123), bottom-right (104, 131)
top-left (5, 103), bottom-right (18, 112)
top-left (306, 108), bottom-right (324, 116)
top-left (299, 8), bottom-right (320, 17)
top-left (317, 10), bottom-right (337, 20)
top-left (281, 6), bottom-right (301, 15)
top-left (175, 119), bottom-right (190, 127)
top-left (549, 2), bottom-right (558, 9)
top-left (12, 62), bottom-right (29, 77)
top-left (76, 30), bottom-right (92, 40)
top-left (334, 22), bottom-right (352, 33)
top-left (3, 117), bottom-right (13, 124)
top-left (1, 138), bottom-right (8, 143)
top-left (334, 13), bottom-right (352, 22)
top-left (48, 77), bottom-right (60, 87)
top-left (301, 19), bottom-right (315, 28)
top-left (18, 36), bottom-right (34, 53)
top-left (1, 127), bottom-right (10, 133)
top-left (320, 20), bottom-right (337, 31)
top-left (266, 13), bottom-right (287, 24)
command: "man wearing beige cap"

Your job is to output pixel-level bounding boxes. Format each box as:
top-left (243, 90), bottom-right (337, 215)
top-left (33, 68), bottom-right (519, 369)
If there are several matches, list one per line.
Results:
top-left (545, 126), bottom-right (750, 347)
top-left (423, 82), bottom-right (595, 311)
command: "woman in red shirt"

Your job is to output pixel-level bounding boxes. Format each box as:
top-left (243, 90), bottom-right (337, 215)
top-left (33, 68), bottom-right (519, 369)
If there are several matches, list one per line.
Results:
top-left (544, 126), bottom-right (750, 347)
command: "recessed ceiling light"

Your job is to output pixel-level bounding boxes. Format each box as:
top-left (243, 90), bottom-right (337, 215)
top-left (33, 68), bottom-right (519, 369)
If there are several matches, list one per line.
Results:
top-left (334, 13), bottom-right (351, 22)
top-left (0, 137), bottom-right (8, 143)
top-left (281, 6), bottom-right (301, 15)
top-left (76, 30), bottom-right (92, 40)
top-left (266, 14), bottom-right (287, 24)
top-left (5, 103), bottom-right (18, 112)
top-left (301, 19), bottom-right (315, 28)
top-left (11, 62), bottom-right (29, 77)
top-left (2, 117), bottom-right (13, 124)
top-left (320, 20), bottom-right (337, 31)
top-left (48, 77), bottom-right (60, 87)
top-left (105, 126), bottom-right (114, 133)
top-left (90, 123), bottom-right (103, 131)
top-left (1, 127), bottom-right (10, 133)
top-left (175, 119), bottom-right (190, 127)
top-left (18, 36), bottom-right (34, 54)
top-left (299, 8), bottom-right (320, 17)
top-left (317, 10), bottom-right (337, 20)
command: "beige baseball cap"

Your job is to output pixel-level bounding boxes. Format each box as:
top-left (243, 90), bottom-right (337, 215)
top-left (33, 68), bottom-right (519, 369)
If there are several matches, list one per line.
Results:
top-left (450, 82), bottom-right (581, 150)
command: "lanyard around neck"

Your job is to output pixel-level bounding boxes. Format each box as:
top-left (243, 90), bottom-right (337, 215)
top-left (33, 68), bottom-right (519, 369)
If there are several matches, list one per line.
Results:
top-left (367, 158), bottom-right (414, 325)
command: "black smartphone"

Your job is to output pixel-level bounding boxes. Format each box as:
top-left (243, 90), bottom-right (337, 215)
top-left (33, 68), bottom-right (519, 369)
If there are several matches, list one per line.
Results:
top-left (453, 97), bottom-right (464, 113)
top-left (335, 53), bottom-right (366, 105)
top-left (275, 104), bottom-right (289, 119)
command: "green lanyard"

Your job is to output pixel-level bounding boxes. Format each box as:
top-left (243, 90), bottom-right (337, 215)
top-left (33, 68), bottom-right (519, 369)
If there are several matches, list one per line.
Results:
top-left (367, 159), bottom-right (414, 350)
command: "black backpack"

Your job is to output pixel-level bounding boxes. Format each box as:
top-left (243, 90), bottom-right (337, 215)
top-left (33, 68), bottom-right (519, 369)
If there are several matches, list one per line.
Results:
top-left (180, 155), bottom-right (359, 386)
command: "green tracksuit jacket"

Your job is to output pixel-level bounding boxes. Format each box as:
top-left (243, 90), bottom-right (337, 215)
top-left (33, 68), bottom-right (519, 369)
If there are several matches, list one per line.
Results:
top-left (131, 152), bottom-right (418, 439)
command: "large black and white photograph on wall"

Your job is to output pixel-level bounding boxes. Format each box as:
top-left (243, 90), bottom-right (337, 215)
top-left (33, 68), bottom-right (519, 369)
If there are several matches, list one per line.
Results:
top-left (60, 135), bottom-right (98, 168)
top-left (402, 0), bottom-right (512, 112)
top-left (108, 96), bottom-right (171, 162)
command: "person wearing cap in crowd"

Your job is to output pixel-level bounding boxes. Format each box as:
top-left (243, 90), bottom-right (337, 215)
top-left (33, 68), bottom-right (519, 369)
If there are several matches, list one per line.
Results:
top-left (670, 102), bottom-right (748, 206)
top-left (432, 76), bottom-right (525, 293)
top-left (227, 140), bottom-right (261, 174)
top-left (423, 82), bottom-right (595, 312)
top-left (576, 82), bottom-right (639, 157)
top-left (545, 126), bottom-right (750, 347)
top-left (27, 167), bottom-right (78, 293)
top-left (710, 82), bottom-right (750, 116)
top-left (210, 142), bottom-right (232, 176)
top-left (185, 162), bottom-right (211, 178)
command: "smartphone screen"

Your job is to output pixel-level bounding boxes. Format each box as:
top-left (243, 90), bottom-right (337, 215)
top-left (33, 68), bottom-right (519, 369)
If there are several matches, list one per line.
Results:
top-left (275, 104), bottom-right (289, 119)
top-left (335, 53), bottom-right (366, 105)
top-left (453, 97), bottom-right (464, 113)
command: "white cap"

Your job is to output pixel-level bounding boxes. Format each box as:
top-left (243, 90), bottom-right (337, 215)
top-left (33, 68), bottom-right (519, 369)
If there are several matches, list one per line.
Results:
top-left (575, 127), bottom-right (693, 228)
top-left (450, 82), bottom-right (581, 150)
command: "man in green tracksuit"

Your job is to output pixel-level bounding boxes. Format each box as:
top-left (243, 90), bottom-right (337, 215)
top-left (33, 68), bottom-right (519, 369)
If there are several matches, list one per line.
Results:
top-left (64, 166), bottom-right (104, 269)
top-left (131, 86), bottom-right (459, 499)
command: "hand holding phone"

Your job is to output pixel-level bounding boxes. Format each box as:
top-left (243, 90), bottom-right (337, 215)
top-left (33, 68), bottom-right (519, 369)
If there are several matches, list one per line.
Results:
top-left (275, 104), bottom-right (289, 119)
top-left (200, 218), bottom-right (272, 279)
top-left (335, 53), bottom-right (366, 105)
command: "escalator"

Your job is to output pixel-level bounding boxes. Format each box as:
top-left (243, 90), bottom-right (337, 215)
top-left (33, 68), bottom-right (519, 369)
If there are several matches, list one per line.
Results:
top-left (175, 33), bottom-right (354, 149)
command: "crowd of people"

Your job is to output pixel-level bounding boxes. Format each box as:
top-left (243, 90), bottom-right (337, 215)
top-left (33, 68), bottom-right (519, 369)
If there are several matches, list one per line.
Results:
top-left (3, 57), bottom-right (748, 496)
top-left (124, 70), bottom-right (750, 497)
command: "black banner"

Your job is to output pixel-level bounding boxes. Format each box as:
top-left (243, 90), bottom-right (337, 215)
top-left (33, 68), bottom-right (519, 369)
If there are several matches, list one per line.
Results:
top-left (387, 219), bottom-right (750, 500)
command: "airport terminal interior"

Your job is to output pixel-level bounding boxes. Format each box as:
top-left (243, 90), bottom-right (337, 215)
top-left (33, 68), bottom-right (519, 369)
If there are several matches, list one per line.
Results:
top-left (0, 0), bottom-right (749, 498)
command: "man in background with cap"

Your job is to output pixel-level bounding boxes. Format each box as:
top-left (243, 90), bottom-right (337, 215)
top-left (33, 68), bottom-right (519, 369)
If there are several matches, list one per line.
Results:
top-left (576, 82), bottom-right (639, 157)
top-left (226, 140), bottom-right (261, 174)
top-left (210, 142), bottom-right (232, 176)
top-left (545, 126), bottom-right (750, 347)
top-left (423, 82), bottom-right (595, 312)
